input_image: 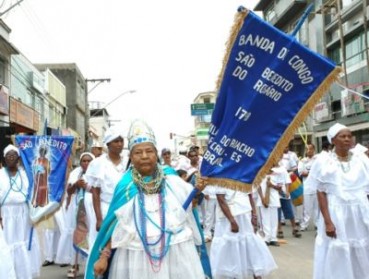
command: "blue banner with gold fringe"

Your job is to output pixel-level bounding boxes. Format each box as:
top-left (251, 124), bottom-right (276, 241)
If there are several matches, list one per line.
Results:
top-left (15, 135), bottom-right (74, 223)
top-left (200, 8), bottom-right (340, 191)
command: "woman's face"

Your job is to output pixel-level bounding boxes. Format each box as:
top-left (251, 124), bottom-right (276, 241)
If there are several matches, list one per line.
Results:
top-left (4, 151), bottom-right (19, 168)
top-left (107, 137), bottom-right (124, 155)
top-left (80, 155), bottom-right (93, 172)
top-left (130, 142), bottom-right (158, 176)
top-left (332, 129), bottom-right (352, 152)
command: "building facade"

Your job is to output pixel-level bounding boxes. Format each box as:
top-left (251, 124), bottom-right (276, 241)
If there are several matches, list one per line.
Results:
top-left (35, 63), bottom-right (88, 148)
top-left (254, 0), bottom-right (369, 154)
top-left (192, 91), bottom-right (216, 153)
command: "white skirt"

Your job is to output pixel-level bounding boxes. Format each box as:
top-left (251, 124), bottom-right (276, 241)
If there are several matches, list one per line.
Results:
top-left (210, 213), bottom-right (277, 279)
top-left (84, 192), bottom-right (97, 249)
top-left (0, 228), bottom-right (16, 279)
top-left (55, 198), bottom-right (77, 264)
top-left (314, 196), bottom-right (369, 279)
top-left (108, 239), bottom-right (205, 279)
top-left (2, 203), bottom-right (41, 279)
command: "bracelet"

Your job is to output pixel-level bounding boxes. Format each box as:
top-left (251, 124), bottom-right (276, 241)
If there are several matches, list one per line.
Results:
top-left (100, 247), bottom-right (111, 259)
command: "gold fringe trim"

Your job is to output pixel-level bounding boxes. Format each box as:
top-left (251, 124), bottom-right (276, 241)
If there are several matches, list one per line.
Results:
top-left (205, 7), bottom-right (342, 192)
top-left (215, 9), bottom-right (249, 90)
top-left (252, 66), bottom-right (342, 188)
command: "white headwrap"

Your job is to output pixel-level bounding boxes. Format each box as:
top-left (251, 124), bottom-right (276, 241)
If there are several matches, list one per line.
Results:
top-left (91, 140), bottom-right (103, 148)
top-left (79, 152), bottom-right (95, 162)
top-left (127, 119), bottom-right (156, 150)
top-left (327, 123), bottom-right (348, 144)
top-left (3, 144), bottom-right (19, 156)
top-left (103, 127), bottom-right (124, 145)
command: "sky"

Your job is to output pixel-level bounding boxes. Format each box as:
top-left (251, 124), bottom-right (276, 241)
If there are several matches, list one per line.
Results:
top-left (3, 0), bottom-right (259, 150)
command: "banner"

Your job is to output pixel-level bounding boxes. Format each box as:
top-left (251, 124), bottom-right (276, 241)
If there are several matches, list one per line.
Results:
top-left (200, 8), bottom-right (340, 191)
top-left (15, 135), bottom-right (74, 223)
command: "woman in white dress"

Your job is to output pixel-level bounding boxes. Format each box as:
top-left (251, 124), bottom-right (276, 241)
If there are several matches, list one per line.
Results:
top-left (312, 123), bottom-right (369, 279)
top-left (56, 152), bottom-right (95, 277)
top-left (0, 144), bottom-right (41, 279)
top-left (210, 186), bottom-right (277, 279)
top-left (87, 119), bottom-right (205, 279)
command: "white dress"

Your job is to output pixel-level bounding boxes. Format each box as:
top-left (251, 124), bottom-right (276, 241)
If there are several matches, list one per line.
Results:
top-left (0, 227), bottom-right (16, 279)
top-left (0, 168), bottom-right (41, 279)
top-left (312, 152), bottom-right (369, 279)
top-left (108, 175), bottom-right (205, 279)
top-left (210, 187), bottom-right (277, 279)
top-left (55, 167), bottom-right (80, 264)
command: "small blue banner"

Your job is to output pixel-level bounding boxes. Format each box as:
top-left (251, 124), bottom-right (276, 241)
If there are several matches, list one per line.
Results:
top-left (200, 9), bottom-right (339, 190)
top-left (15, 135), bottom-right (74, 223)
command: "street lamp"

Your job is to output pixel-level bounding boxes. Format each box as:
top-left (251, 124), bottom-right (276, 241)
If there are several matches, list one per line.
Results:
top-left (86, 78), bottom-right (111, 95)
top-left (90, 89), bottom-right (136, 118)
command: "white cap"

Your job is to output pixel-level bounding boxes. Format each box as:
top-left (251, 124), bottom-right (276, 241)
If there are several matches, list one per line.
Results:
top-left (91, 140), bottom-right (103, 148)
top-left (3, 144), bottom-right (19, 156)
top-left (103, 127), bottom-right (124, 145)
top-left (327, 123), bottom-right (348, 144)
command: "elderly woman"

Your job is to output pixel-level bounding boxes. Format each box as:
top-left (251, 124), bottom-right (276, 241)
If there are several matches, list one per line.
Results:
top-left (0, 144), bottom-right (41, 278)
top-left (85, 120), bottom-right (205, 279)
top-left (85, 127), bottom-right (127, 232)
top-left (311, 123), bottom-right (369, 279)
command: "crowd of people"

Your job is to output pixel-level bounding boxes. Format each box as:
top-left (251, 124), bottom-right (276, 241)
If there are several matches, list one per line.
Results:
top-left (0, 121), bottom-right (368, 279)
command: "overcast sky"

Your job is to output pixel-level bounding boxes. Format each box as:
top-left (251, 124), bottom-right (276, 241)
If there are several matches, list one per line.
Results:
top-left (3, 0), bottom-right (259, 150)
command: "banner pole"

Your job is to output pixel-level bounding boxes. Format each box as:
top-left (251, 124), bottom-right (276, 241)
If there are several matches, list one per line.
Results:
top-left (291, 3), bottom-right (314, 37)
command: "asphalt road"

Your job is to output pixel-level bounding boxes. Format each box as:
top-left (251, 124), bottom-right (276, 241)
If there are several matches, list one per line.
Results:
top-left (40, 224), bottom-right (316, 279)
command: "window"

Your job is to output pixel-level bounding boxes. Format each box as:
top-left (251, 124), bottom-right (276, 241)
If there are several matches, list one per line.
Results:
top-left (345, 32), bottom-right (365, 68)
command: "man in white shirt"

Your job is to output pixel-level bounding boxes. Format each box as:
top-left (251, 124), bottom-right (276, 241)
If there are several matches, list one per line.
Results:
top-left (298, 143), bottom-right (318, 231)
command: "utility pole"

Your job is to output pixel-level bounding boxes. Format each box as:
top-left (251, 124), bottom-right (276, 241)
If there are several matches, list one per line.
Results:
top-left (0, 0), bottom-right (25, 17)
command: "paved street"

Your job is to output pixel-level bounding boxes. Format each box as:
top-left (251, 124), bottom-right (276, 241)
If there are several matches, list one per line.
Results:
top-left (40, 224), bottom-right (315, 279)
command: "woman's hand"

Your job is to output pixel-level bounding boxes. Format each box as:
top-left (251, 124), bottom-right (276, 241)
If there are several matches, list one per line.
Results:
top-left (195, 177), bottom-right (207, 192)
top-left (94, 257), bottom-right (108, 276)
top-left (75, 179), bottom-right (87, 189)
top-left (325, 221), bottom-right (337, 238)
top-left (230, 220), bottom-right (239, 233)
top-left (262, 198), bottom-right (269, 208)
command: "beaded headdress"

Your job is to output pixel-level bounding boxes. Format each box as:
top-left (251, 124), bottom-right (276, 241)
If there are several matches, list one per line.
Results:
top-left (127, 119), bottom-right (156, 150)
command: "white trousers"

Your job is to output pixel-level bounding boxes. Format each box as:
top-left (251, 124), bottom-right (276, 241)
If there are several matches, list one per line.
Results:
top-left (258, 206), bottom-right (279, 242)
top-left (203, 198), bottom-right (217, 239)
top-left (301, 193), bottom-right (319, 230)
top-left (43, 227), bottom-right (60, 262)
top-left (293, 204), bottom-right (304, 224)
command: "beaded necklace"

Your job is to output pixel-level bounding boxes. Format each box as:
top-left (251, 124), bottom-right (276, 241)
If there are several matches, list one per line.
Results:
top-left (133, 180), bottom-right (170, 272)
top-left (132, 165), bottom-right (164, 194)
top-left (1, 168), bottom-right (26, 206)
top-left (335, 150), bottom-right (352, 173)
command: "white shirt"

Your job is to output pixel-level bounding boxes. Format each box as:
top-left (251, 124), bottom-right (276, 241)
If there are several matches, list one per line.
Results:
top-left (85, 153), bottom-right (127, 204)
top-left (279, 151), bottom-right (299, 172)
top-left (298, 155), bottom-right (317, 194)
top-left (111, 175), bottom-right (201, 249)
